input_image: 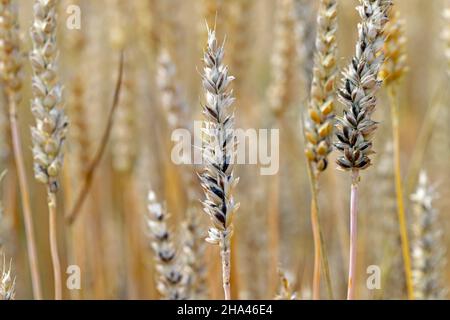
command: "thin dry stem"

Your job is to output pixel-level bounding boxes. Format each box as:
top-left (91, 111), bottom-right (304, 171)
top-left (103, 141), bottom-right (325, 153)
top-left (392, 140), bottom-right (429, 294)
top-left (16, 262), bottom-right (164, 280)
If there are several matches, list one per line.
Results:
top-left (47, 191), bottom-right (62, 300)
top-left (387, 85), bottom-right (414, 300)
top-left (347, 170), bottom-right (359, 300)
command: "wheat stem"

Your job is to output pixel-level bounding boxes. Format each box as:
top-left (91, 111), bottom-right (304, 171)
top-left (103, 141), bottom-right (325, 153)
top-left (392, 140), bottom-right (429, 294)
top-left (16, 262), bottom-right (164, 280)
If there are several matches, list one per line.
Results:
top-left (387, 85), bottom-right (414, 300)
top-left (47, 191), bottom-right (62, 300)
top-left (8, 96), bottom-right (42, 300)
top-left (347, 169), bottom-right (359, 300)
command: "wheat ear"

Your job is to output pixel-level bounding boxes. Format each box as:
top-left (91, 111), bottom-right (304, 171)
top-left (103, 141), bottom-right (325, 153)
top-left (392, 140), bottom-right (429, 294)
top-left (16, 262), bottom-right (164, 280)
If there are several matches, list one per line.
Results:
top-left (30, 0), bottom-right (67, 300)
top-left (410, 172), bottom-right (447, 300)
top-left (199, 26), bottom-right (239, 300)
top-left (381, 6), bottom-right (414, 300)
top-left (304, 0), bottom-right (337, 299)
top-left (0, 0), bottom-right (43, 299)
top-left (334, 0), bottom-right (392, 300)
top-left (146, 190), bottom-right (187, 300)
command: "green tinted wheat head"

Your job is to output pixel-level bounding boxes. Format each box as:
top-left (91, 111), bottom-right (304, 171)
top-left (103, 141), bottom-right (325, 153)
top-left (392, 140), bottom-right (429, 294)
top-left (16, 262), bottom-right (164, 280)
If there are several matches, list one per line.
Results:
top-left (305, 0), bottom-right (338, 173)
top-left (410, 172), bottom-right (447, 300)
top-left (334, 0), bottom-right (392, 300)
top-left (147, 190), bottom-right (187, 300)
top-left (199, 27), bottom-right (239, 300)
top-left (0, 254), bottom-right (15, 300)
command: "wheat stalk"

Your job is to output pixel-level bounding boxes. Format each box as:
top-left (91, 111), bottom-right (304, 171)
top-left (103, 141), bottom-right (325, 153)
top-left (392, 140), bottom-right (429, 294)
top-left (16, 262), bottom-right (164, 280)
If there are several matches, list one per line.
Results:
top-left (146, 190), bottom-right (187, 300)
top-left (381, 6), bottom-right (414, 300)
top-left (0, 0), bottom-right (43, 299)
top-left (334, 0), bottom-right (392, 299)
top-left (199, 26), bottom-right (239, 300)
top-left (410, 172), bottom-right (447, 300)
top-left (30, 0), bottom-right (67, 300)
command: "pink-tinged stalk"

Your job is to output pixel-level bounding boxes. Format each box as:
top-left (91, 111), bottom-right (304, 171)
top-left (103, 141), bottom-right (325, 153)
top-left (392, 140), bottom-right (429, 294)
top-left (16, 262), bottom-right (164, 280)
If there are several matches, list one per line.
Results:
top-left (347, 170), bottom-right (359, 300)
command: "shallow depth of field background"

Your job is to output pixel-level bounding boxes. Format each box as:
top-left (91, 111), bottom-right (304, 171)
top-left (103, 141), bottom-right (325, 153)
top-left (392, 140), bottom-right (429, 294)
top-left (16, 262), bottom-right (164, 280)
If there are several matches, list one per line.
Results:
top-left (1, 0), bottom-right (449, 299)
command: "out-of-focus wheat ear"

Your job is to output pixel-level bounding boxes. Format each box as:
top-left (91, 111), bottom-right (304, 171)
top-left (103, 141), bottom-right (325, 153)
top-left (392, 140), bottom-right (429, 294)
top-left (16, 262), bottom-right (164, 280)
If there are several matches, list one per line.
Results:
top-left (294, 0), bottom-right (318, 89)
top-left (0, 253), bottom-right (15, 300)
top-left (334, 0), bottom-right (392, 300)
top-left (0, 0), bottom-right (43, 299)
top-left (227, 0), bottom-right (253, 101)
top-left (380, 8), bottom-right (408, 86)
top-left (181, 206), bottom-right (208, 299)
top-left (156, 49), bottom-right (189, 132)
top-left (410, 172), bottom-right (447, 300)
top-left (199, 26), bottom-right (239, 300)
top-left (274, 269), bottom-right (297, 300)
top-left (146, 190), bottom-right (188, 300)
top-left (268, 0), bottom-right (300, 118)
top-left (109, 1), bottom-right (137, 174)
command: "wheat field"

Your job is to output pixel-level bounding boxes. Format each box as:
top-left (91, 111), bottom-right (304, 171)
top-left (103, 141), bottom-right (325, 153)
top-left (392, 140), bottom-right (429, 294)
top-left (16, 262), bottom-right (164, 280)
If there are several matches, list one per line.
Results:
top-left (0, 0), bottom-right (449, 300)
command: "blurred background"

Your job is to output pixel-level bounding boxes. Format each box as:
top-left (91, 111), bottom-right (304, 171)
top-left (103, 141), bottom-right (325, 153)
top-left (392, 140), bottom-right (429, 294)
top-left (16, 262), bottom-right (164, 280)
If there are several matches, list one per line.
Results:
top-left (0, 0), bottom-right (449, 299)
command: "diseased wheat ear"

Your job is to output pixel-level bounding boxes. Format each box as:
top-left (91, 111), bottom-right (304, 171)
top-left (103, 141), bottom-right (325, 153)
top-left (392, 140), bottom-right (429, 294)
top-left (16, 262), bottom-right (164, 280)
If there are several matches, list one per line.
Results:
top-left (304, 0), bottom-right (338, 173)
top-left (334, 0), bottom-right (392, 171)
top-left (410, 172), bottom-right (447, 300)
top-left (30, 0), bottom-right (68, 193)
top-left (146, 190), bottom-right (188, 300)
top-left (199, 27), bottom-right (239, 300)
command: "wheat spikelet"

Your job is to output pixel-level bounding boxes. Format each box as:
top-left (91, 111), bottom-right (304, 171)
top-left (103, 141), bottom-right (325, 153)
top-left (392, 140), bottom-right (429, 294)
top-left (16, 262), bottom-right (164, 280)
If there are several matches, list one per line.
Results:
top-left (268, 0), bottom-right (299, 118)
top-left (30, 0), bottom-right (68, 193)
top-left (410, 172), bottom-right (447, 300)
top-left (304, 0), bottom-right (338, 173)
top-left (146, 190), bottom-right (187, 300)
top-left (199, 27), bottom-right (239, 300)
top-left (334, 0), bottom-right (392, 171)
top-left (0, 253), bottom-right (15, 300)
top-left (380, 8), bottom-right (408, 85)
